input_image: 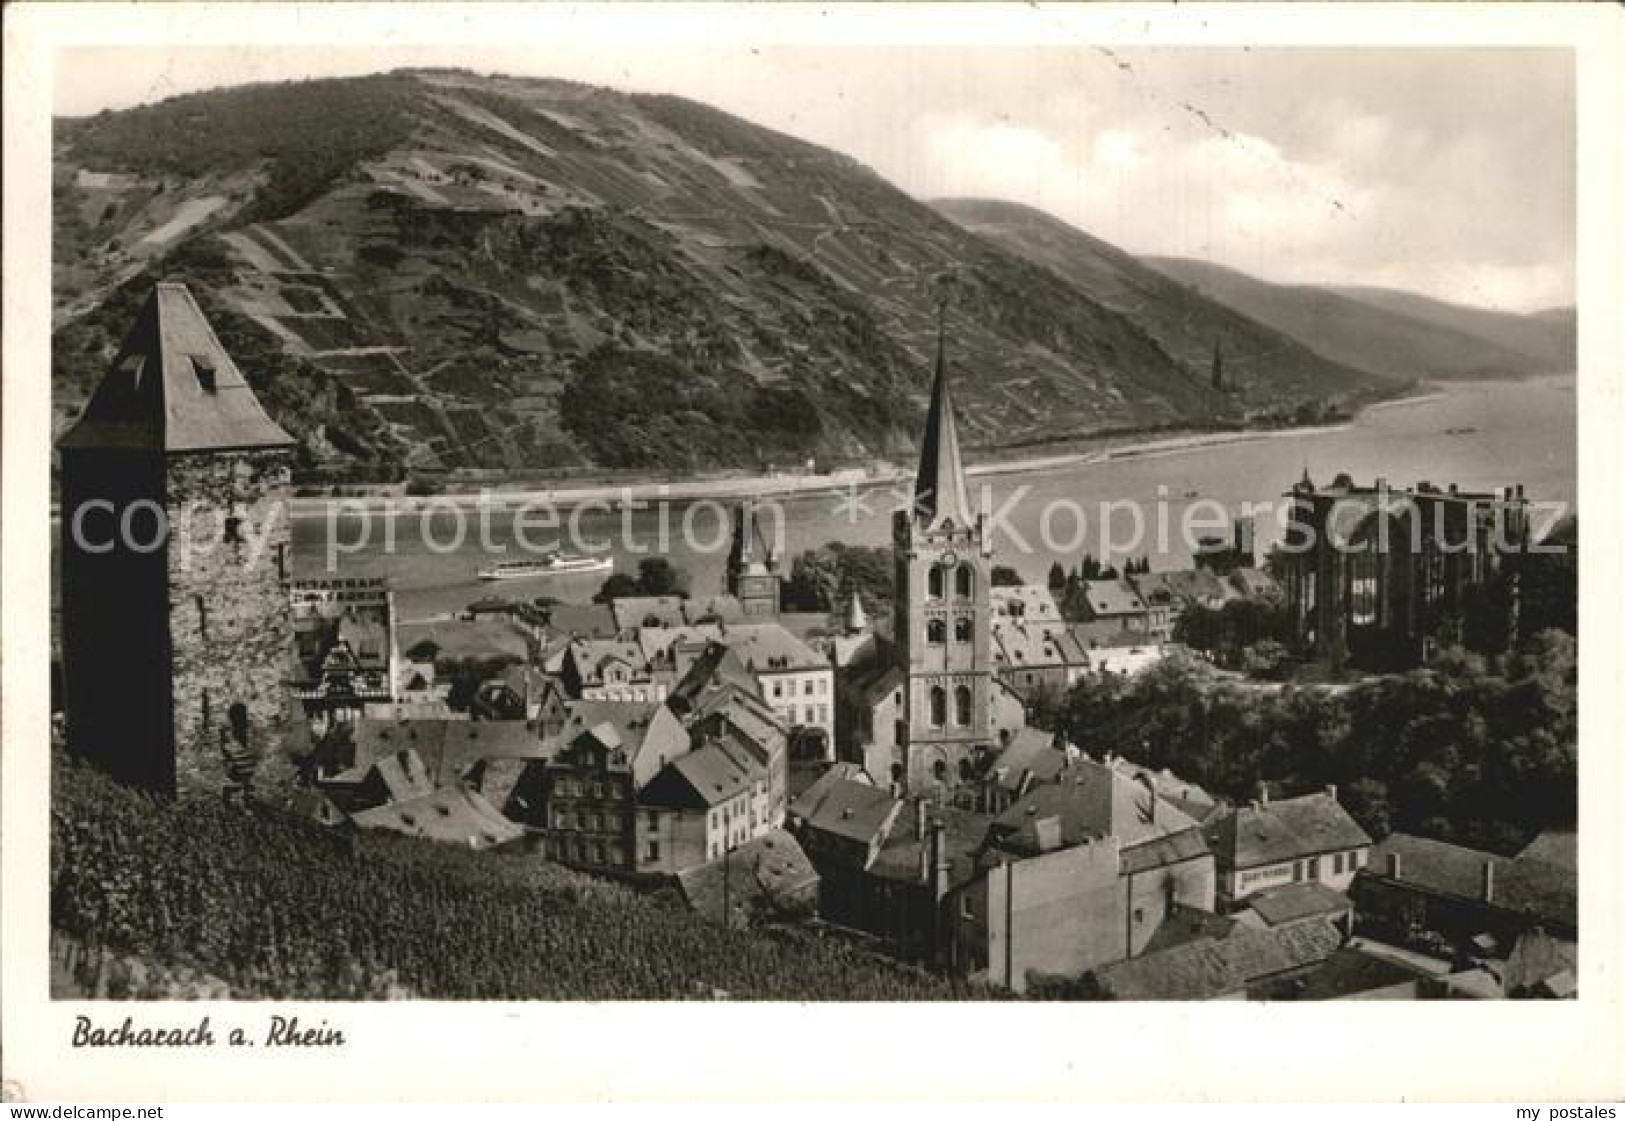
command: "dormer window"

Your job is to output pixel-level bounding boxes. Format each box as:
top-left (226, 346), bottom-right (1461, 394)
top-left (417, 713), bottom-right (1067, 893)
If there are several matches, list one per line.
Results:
top-left (190, 356), bottom-right (218, 394)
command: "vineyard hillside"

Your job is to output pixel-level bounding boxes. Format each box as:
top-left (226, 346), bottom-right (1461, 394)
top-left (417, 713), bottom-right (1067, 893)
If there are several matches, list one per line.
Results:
top-left (50, 756), bottom-right (997, 1000)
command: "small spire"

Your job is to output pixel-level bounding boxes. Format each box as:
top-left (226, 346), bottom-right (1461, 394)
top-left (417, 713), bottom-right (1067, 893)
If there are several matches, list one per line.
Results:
top-left (844, 592), bottom-right (868, 635)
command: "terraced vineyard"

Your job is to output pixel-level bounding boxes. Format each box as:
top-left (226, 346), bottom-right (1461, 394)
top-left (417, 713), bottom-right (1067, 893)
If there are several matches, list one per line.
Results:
top-left (51, 755), bottom-right (997, 1000)
top-left (52, 69), bottom-right (1391, 482)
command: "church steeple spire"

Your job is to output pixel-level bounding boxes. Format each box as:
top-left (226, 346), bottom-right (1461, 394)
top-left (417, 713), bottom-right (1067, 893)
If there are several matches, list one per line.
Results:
top-left (912, 313), bottom-right (973, 529)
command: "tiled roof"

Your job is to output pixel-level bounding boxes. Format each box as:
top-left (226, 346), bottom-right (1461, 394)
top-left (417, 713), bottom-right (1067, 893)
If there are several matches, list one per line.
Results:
top-left (1517, 829), bottom-right (1576, 871)
top-left (58, 283), bottom-right (295, 452)
top-left (725, 623), bottom-right (829, 674)
top-left (1362, 832), bottom-right (1576, 931)
top-left (1228, 567), bottom-right (1280, 599)
top-left (992, 584), bottom-right (1063, 622)
top-left (1083, 579), bottom-right (1147, 617)
top-left (1130, 568), bottom-right (1235, 608)
top-left (991, 759), bottom-right (1200, 856)
top-left (792, 775), bottom-right (899, 847)
top-left (989, 728), bottom-right (1069, 792)
top-left (1203, 791), bottom-right (1372, 871)
top-left (1243, 881), bottom-right (1354, 927)
top-left (1070, 620), bottom-right (1157, 650)
top-left (351, 785), bottom-right (524, 849)
top-left (677, 829), bottom-right (819, 922)
top-left (542, 603), bottom-right (618, 639)
top-left (868, 803), bottom-right (995, 889)
top-left (397, 619), bottom-right (528, 662)
top-left (344, 718), bottom-right (544, 788)
top-left (643, 742), bottom-right (762, 809)
top-left (1091, 919), bottom-right (1342, 1000)
top-left (610, 596), bottom-right (691, 632)
top-left (1118, 826), bottom-right (1211, 875)
top-left (992, 621), bottom-right (1086, 669)
top-left (1107, 759), bottom-right (1219, 821)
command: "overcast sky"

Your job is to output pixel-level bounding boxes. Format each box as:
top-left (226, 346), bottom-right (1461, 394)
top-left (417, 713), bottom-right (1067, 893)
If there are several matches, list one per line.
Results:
top-left (56, 44), bottom-right (1574, 312)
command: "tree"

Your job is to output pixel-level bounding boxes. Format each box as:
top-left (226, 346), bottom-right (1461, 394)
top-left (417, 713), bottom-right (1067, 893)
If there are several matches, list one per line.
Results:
top-left (1342, 778), bottom-right (1392, 840)
top-left (990, 565), bottom-right (1023, 588)
top-left (1241, 639), bottom-right (1292, 681)
top-left (1047, 562), bottom-right (1067, 591)
top-left (635, 557), bottom-right (687, 598)
top-left (783, 543), bottom-right (893, 613)
top-left (593, 573), bottom-right (640, 604)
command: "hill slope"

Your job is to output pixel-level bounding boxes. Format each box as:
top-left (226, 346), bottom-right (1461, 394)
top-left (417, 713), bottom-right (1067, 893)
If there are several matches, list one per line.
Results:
top-left (1146, 257), bottom-right (1569, 381)
top-left (54, 71), bottom-right (1387, 483)
top-left (1324, 285), bottom-right (1574, 374)
top-left (933, 198), bottom-right (1394, 418)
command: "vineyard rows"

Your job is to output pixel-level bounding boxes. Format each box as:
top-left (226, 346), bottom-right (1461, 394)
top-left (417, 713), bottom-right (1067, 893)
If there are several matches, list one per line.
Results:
top-left (51, 756), bottom-right (999, 1000)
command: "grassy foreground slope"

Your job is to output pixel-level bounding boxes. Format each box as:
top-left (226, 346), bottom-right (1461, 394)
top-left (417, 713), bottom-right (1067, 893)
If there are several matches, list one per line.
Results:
top-left (50, 755), bottom-right (993, 1000)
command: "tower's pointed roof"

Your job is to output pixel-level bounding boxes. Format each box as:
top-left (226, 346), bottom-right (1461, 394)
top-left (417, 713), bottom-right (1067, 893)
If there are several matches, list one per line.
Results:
top-left (730, 498), bottom-right (777, 575)
top-left (912, 328), bottom-right (973, 528)
top-left (58, 282), bottom-right (295, 453)
top-left (844, 591), bottom-right (868, 635)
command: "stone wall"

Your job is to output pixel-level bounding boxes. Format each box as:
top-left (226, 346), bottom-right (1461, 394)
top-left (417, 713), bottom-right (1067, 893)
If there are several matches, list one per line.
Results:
top-left (164, 448), bottom-right (295, 795)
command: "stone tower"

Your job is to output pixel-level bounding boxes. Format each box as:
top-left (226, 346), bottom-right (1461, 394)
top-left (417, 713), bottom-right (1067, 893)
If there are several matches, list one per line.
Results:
top-left (57, 282), bottom-right (296, 796)
top-left (891, 331), bottom-right (995, 791)
top-left (726, 498), bottom-right (781, 617)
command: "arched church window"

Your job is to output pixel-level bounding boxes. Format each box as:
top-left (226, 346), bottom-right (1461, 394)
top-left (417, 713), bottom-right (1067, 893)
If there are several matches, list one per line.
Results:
top-left (928, 566), bottom-right (944, 600)
top-left (927, 619), bottom-right (946, 645)
top-left (954, 616), bottom-right (972, 643)
top-left (955, 685), bottom-right (973, 726)
top-left (956, 564), bottom-right (974, 600)
top-left (929, 686), bottom-right (947, 726)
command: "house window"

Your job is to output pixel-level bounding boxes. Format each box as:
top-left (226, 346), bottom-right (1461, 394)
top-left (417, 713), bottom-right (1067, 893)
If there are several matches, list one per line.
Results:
top-left (1133, 908), bottom-right (1145, 925)
top-left (928, 566), bottom-right (945, 599)
top-left (1333, 853), bottom-right (1344, 875)
top-left (1307, 856), bottom-right (1320, 880)
top-left (927, 619), bottom-right (946, 645)
top-left (929, 686), bottom-right (947, 726)
top-left (647, 811), bottom-right (659, 831)
top-left (646, 840), bottom-right (660, 862)
top-left (1292, 861), bottom-right (1304, 882)
top-left (773, 681), bottom-right (783, 698)
top-left (956, 564), bottom-right (974, 600)
top-left (804, 679), bottom-right (814, 696)
top-left (954, 685), bottom-right (972, 727)
top-left (954, 616), bottom-right (972, 643)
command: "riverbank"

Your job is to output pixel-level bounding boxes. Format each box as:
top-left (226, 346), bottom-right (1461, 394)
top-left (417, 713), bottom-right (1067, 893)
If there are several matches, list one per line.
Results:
top-left (288, 386), bottom-right (1447, 518)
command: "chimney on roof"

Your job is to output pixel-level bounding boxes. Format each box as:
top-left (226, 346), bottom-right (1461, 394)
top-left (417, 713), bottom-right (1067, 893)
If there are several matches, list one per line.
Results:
top-left (1325, 783), bottom-right (1338, 804)
top-left (930, 819), bottom-right (951, 901)
top-left (1258, 781), bottom-right (1270, 806)
top-left (1481, 860), bottom-right (1496, 903)
top-left (1387, 852), bottom-right (1403, 881)
top-left (1134, 772), bottom-right (1157, 824)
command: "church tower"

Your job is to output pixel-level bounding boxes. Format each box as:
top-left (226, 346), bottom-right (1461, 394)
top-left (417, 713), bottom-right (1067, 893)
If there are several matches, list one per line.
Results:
top-left (892, 329), bottom-right (995, 791)
top-left (726, 498), bottom-right (781, 617)
top-left (57, 282), bottom-right (296, 796)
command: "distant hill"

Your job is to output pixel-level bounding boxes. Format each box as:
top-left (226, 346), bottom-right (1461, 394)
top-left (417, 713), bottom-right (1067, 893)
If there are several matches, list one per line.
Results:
top-left (1324, 285), bottom-right (1574, 374)
top-left (933, 198), bottom-right (1394, 415)
top-left (52, 71), bottom-right (1396, 484)
top-left (1145, 257), bottom-right (1572, 381)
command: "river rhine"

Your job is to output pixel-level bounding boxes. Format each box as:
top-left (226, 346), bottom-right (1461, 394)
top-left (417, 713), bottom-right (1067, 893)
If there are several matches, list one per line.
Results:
top-left (292, 376), bottom-right (1576, 621)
